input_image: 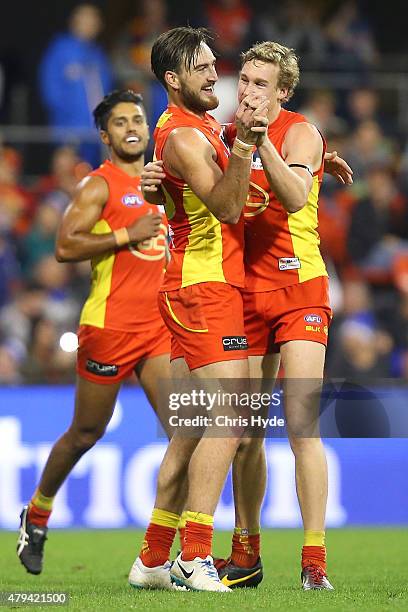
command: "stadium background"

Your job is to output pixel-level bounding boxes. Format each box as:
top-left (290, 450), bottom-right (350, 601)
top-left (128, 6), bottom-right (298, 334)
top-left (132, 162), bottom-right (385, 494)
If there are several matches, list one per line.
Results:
top-left (0, 0), bottom-right (408, 534)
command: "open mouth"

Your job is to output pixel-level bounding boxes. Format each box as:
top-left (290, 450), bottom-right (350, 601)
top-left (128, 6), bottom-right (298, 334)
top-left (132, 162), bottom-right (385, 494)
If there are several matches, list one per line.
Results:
top-left (125, 136), bottom-right (141, 144)
top-left (202, 86), bottom-right (214, 95)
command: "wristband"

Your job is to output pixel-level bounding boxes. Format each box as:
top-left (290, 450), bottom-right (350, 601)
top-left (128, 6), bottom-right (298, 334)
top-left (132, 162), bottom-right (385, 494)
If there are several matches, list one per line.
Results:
top-left (113, 227), bottom-right (129, 247)
top-left (234, 137), bottom-right (253, 149)
top-left (232, 138), bottom-right (253, 159)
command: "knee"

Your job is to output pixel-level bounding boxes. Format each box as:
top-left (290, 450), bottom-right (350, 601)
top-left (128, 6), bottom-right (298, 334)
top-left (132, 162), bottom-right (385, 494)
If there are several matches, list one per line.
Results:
top-left (289, 435), bottom-right (322, 457)
top-left (66, 426), bottom-right (106, 454)
top-left (237, 437), bottom-right (264, 455)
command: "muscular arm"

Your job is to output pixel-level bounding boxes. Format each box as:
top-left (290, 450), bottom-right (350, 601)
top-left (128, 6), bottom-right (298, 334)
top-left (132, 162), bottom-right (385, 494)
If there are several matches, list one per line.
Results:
top-left (162, 97), bottom-right (268, 224)
top-left (163, 127), bottom-right (253, 224)
top-left (55, 176), bottom-right (162, 262)
top-left (257, 122), bottom-right (323, 213)
top-left (55, 176), bottom-right (115, 262)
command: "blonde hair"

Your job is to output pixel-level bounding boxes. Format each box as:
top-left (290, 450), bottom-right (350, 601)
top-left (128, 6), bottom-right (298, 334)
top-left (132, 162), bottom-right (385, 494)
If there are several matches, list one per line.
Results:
top-left (241, 41), bottom-right (300, 103)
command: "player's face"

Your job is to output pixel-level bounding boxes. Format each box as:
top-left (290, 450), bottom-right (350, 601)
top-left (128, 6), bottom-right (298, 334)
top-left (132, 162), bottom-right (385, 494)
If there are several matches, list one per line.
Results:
top-left (103, 102), bottom-right (149, 162)
top-left (238, 60), bottom-right (286, 111)
top-left (177, 43), bottom-right (219, 113)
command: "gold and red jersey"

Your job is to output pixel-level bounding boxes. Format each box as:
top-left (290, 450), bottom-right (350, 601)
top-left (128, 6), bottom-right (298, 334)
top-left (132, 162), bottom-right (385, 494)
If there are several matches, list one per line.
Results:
top-left (79, 159), bottom-right (168, 331)
top-left (154, 105), bottom-right (244, 291)
top-left (226, 108), bottom-right (327, 292)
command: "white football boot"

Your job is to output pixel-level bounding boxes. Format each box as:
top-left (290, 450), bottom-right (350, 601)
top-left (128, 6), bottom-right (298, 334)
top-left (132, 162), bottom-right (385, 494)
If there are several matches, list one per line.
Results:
top-left (170, 553), bottom-right (232, 592)
top-left (128, 556), bottom-right (173, 590)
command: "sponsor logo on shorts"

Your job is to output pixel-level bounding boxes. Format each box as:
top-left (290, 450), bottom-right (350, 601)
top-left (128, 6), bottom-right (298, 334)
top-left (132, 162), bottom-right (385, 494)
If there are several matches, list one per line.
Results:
top-left (222, 336), bottom-right (248, 351)
top-left (86, 359), bottom-right (119, 377)
top-left (279, 257), bottom-right (301, 271)
top-left (304, 314), bottom-right (323, 324)
top-left (305, 325), bottom-right (321, 333)
top-left (324, 325), bottom-right (328, 335)
top-left (121, 193), bottom-right (144, 207)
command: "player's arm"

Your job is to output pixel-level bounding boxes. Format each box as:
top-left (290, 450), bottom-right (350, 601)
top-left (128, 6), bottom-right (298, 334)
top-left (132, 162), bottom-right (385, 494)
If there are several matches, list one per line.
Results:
top-left (257, 122), bottom-right (323, 213)
top-left (55, 176), bottom-right (162, 262)
top-left (163, 96), bottom-right (268, 224)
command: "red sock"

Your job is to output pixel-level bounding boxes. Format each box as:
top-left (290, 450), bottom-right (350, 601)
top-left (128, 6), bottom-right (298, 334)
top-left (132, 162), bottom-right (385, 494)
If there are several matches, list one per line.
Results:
top-left (302, 546), bottom-right (327, 573)
top-left (27, 504), bottom-right (51, 528)
top-left (231, 529), bottom-right (260, 568)
top-left (178, 526), bottom-right (186, 551)
top-left (182, 520), bottom-right (213, 561)
top-left (140, 523), bottom-right (176, 568)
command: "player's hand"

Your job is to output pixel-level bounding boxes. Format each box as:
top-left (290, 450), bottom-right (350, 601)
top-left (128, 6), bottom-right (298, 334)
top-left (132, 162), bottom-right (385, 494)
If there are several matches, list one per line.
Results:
top-left (141, 160), bottom-right (166, 205)
top-left (141, 160), bottom-right (166, 193)
top-left (127, 210), bottom-right (162, 243)
top-left (235, 95), bottom-right (269, 145)
top-left (324, 151), bottom-right (353, 185)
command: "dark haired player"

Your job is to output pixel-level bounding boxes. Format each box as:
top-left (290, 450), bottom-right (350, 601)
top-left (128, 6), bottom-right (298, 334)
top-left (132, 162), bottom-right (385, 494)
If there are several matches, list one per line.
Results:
top-left (17, 90), bottom-right (171, 575)
top-left (127, 27), bottom-right (268, 592)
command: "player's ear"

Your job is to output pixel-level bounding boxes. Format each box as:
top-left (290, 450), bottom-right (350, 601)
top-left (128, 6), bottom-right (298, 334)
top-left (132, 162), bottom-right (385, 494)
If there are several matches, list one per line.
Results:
top-left (100, 130), bottom-right (110, 146)
top-left (278, 88), bottom-right (288, 103)
top-left (165, 71), bottom-right (180, 92)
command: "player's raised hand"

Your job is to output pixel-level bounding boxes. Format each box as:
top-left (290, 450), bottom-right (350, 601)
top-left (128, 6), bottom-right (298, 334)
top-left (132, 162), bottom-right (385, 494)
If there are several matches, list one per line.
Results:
top-left (324, 151), bottom-right (353, 185)
top-left (127, 210), bottom-right (162, 243)
top-left (235, 95), bottom-right (269, 145)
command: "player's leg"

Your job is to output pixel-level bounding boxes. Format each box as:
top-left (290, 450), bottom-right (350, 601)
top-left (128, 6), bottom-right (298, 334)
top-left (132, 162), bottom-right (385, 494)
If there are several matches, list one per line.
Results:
top-left (217, 353), bottom-right (280, 588)
top-left (129, 355), bottom-right (197, 589)
top-left (280, 339), bottom-right (333, 590)
top-left (134, 284), bottom-right (247, 591)
top-left (17, 375), bottom-right (121, 574)
top-left (170, 357), bottom-right (248, 592)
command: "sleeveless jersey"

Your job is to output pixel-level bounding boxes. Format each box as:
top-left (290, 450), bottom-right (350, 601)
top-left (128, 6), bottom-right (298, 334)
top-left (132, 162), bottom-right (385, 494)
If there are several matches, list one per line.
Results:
top-left (79, 160), bottom-right (168, 331)
top-left (226, 109), bottom-right (327, 292)
top-left (154, 105), bottom-right (244, 290)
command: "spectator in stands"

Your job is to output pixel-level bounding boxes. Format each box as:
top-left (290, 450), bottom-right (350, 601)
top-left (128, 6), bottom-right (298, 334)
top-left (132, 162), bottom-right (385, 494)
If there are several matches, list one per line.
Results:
top-left (31, 146), bottom-right (85, 213)
top-left (39, 4), bottom-right (113, 166)
top-left (343, 119), bottom-right (395, 183)
top-left (201, 0), bottom-right (253, 123)
top-left (248, 0), bottom-right (326, 69)
top-left (0, 229), bottom-right (21, 308)
top-left (347, 164), bottom-right (408, 281)
top-left (324, 0), bottom-right (379, 71)
top-left (326, 279), bottom-right (394, 379)
top-left (112, 0), bottom-right (169, 129)
top-left (298, 89), bottom-right (348, 138)
top-left (0, 146), bottom-right (35, 236)
top-left (19, 203), bottom-right (62, 279)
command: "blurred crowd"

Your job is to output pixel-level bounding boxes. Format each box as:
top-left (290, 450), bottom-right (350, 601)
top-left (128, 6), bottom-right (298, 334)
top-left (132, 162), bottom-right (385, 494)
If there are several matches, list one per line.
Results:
top-left (1, 0), bottom-right (408, 384)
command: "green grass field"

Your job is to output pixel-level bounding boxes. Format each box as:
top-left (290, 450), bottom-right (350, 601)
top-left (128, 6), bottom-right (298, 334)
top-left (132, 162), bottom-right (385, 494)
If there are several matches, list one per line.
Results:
top-left (1, 529), bottom-right (407, 610)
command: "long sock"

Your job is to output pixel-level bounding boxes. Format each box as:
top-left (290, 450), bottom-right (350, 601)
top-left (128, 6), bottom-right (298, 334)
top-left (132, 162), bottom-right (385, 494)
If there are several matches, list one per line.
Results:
top-left (27, 488), bottom-right (54, 527)
top-left (302, 530), bottom-right (326, 572)
top-left (231, 527), bottom-right (260, 568)
top-left (178, 511), bottom-right (188, 551)
top-left (139, 508), bottom-right (179, 568)
top-left (182, 511), bottom-right (213, 561)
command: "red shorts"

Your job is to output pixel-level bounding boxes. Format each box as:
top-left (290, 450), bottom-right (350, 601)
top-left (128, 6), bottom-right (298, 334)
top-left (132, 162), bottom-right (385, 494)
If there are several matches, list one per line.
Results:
top-left (159, 282), bottom-right (247, 370)
top-left (76, 321), bottom-right (171, 384)
top-left (242, 276), bottom-right (332, 356)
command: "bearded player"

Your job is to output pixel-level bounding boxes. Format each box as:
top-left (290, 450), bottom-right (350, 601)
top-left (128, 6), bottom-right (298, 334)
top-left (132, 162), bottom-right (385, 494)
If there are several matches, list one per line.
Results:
top-left (17, 90), bottom-right (171, 575)
top-left (142, 43), bottom-right (352, 590)
top-left (127, 27), bottom-right (269, 592)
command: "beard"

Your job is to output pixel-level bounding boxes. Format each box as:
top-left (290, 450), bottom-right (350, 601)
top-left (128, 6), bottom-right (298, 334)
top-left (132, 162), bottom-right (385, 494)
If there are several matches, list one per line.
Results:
top-left (179, 81), bottom-right (219, 114)
top-left (112, 142), bottom-right (145, 162)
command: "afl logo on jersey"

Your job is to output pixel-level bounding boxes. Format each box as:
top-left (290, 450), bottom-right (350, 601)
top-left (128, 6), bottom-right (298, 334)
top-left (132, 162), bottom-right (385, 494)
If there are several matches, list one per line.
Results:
top-left (122, 193), bottom-right (144, 207)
